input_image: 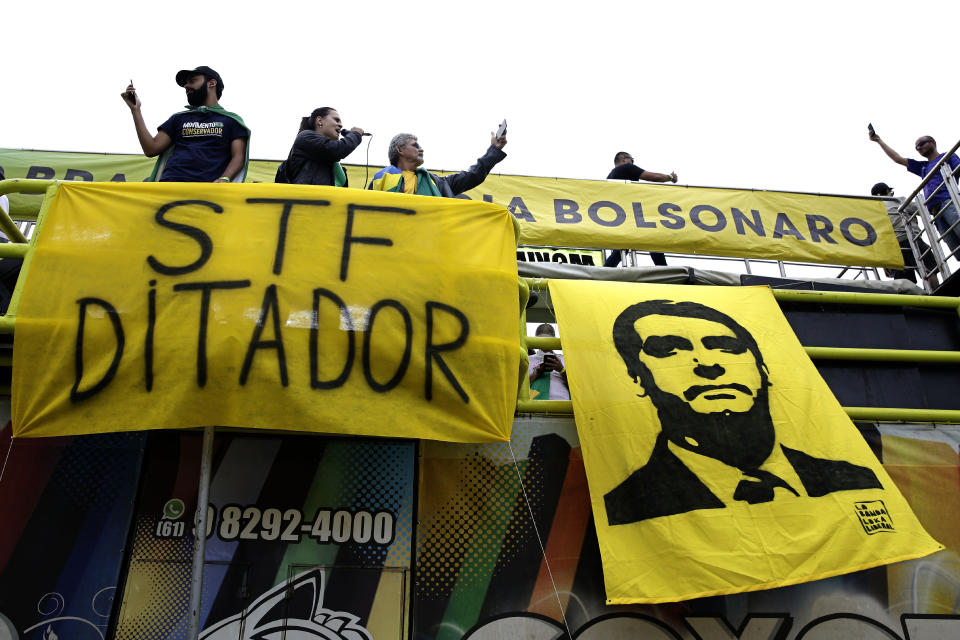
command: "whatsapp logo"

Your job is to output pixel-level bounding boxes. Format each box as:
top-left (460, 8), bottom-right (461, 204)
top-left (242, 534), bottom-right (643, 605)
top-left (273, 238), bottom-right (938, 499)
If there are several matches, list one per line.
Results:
top-left (163, 498), bottom-right (186, 520)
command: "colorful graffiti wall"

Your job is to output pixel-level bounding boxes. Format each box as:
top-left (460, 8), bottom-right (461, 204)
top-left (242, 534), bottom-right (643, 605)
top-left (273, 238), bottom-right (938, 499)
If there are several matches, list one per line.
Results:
top-left (416, 416), bottom-right (960, 640)
top-left (112, 432), bottom-right (414, 640)
top-left (0, 410), bottom-right (145, 640)
top-left (2, 414), bottom-right (959, 639)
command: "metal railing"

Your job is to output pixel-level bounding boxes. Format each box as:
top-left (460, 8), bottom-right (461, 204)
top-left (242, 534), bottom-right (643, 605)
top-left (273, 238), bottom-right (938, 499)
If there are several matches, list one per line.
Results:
top-left (0, 179), bottom-right (58, 337)
top-left (899, 137), bottom-right (960, 292)
top-left (517, 278), bottom-right (960, 424)
top-left (604, 248), bottom-right (883, 282)
top-left (598, 152), bottom-right (960, 291)
top-left (594, 180), bottom-right (920, 286)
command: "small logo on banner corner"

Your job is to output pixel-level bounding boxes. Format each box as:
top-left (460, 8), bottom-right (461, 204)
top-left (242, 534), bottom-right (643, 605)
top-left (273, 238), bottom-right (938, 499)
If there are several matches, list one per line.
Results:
top-left (163, 498), bottom-right (186, 520)
top-left (855, 500), bottom-right (895, 534)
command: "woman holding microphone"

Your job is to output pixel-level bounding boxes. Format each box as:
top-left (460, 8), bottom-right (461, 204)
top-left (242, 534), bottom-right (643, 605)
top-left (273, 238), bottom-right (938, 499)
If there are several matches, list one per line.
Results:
top-left (278, 107), bottom-right (364, 186)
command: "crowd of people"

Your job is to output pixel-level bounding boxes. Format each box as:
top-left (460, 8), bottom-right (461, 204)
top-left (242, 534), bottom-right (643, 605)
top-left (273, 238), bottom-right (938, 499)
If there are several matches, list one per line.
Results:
top-left (121, 66), bottom-right (506, 195)
top-left (114, 65), bottom-right (960, 406)
top-left (122, 66), bottom-right (959, 285)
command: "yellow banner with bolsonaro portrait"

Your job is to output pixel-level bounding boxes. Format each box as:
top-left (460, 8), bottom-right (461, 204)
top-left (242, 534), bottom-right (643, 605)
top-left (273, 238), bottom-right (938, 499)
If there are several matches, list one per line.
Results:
top-left (549, 281), bottom-right (941, 603)
top-left (12, 182), bottom-right (520, 442)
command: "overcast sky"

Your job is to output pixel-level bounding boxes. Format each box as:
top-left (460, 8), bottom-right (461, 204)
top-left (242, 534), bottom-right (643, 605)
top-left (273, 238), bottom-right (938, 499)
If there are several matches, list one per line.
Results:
top-left (5, 1), bottom-right (958, 200)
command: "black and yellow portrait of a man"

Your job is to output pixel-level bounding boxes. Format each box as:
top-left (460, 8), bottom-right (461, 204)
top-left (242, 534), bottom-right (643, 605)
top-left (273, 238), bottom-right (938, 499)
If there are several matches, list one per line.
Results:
top-left (548, 281), bottom-right (942, 604)
top-left (605, 299), bottom-right (882, 525)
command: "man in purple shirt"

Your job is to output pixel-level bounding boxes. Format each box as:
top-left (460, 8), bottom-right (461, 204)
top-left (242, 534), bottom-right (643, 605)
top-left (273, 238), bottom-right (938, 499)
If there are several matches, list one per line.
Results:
top-left (870, 130), bottom-right (960, 253)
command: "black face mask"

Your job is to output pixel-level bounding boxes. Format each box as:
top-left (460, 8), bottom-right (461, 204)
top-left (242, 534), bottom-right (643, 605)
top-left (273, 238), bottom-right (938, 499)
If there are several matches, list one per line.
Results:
top-left (645, 379), bottom-right (775, 471)
top-left (186, 81), bottom-right (209, 107)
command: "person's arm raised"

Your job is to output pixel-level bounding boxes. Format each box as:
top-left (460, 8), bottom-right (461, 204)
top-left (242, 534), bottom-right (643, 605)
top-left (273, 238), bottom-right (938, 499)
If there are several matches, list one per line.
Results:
top-left (121, 81), bottom-right (172, 158)
top-left (869, 130), bottom-right (908, 167)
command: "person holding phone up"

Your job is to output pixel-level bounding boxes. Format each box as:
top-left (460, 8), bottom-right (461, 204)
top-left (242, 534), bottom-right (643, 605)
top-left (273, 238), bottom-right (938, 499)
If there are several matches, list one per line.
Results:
top-left (368, 125), bottom-right (507, 197)
top-left (121, 66), bottom-right (249, 183)
top-left (528, 323), bottom-right (569, 401)
top-left (869, 125), bottom-right (960, 252)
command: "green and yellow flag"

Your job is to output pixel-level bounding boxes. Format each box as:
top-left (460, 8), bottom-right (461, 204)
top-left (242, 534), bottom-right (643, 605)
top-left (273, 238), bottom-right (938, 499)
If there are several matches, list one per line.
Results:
top-left (12, 182), bottom-right (520, 442)
top-left (549, 281), bottom-right (942, 603)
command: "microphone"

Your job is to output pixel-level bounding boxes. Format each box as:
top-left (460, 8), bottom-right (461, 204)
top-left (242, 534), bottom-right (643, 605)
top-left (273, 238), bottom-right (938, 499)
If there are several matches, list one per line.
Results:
top-left (343, 129), bottom-right (372, 137)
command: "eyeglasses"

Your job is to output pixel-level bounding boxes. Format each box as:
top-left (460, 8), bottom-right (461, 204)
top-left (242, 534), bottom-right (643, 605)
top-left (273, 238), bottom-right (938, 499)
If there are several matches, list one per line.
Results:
top-left (408, 142), bottom-right (422, 149)
top-left (916, 140), bottom-right (933, 149)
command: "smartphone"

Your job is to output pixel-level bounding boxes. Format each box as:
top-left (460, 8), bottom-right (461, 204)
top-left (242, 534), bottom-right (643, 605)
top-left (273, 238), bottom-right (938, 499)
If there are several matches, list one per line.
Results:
top-left (496, 119), bottom-right (507, 138)
top-left (868, 123), bottom-right (875, 134)
top-left (125, 79), bottom-right (136, 105)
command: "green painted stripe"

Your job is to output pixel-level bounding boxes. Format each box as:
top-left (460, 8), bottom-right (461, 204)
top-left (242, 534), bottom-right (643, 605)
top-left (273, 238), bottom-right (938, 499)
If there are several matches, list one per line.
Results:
top-left (436, 460), bottom-right (526, 640)
top-left (272, 441), bottom-right (356, 585)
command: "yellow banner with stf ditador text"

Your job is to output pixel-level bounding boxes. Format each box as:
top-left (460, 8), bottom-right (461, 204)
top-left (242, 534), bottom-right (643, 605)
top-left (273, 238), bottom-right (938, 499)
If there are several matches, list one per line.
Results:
top-left (12, 182), bottom-right (521, 442)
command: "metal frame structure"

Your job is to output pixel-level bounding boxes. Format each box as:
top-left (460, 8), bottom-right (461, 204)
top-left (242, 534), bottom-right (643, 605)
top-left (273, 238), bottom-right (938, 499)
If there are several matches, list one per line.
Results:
top-left (3, 179), bottom-right (958, 424)
top-left (0, 179), bottom-right (54, 335)
top-left (899, 137), bottom-right (960, 290)
top-left (603, 247), bottom-right (884, 282)
top-left (2, 179), bottom-right (959, 639)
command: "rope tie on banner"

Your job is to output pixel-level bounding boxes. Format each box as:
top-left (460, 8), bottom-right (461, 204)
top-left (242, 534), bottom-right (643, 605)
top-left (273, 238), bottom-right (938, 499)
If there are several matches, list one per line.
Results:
top-left (507, 439), bottom-right (574, 640)
top-left (0, 435), bottom-right (13, 485)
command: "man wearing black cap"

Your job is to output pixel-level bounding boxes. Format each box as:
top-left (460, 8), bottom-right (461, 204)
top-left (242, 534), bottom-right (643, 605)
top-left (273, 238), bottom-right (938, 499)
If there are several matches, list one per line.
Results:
top-left (871, 182), bottom-right (937, 288)
top-left (121, 66), bottom-right (249, 182)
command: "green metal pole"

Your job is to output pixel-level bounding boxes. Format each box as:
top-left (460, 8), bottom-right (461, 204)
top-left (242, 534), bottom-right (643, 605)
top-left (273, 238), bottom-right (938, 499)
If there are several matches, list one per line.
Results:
top-left (804, 346), bottom-right (960, 364)
top-left (0, 178), bottom-right (56, 197)
top-left (772, 289), bottom-right (960, 310)
top-left (0, 245), bottom-right (29, 259)
top-left (2, 182), bottom-right (60, 329)
top-left (843, 407), bottom-right (960, 423)
top-left (0, 215), bottom-right (27, 244)
top-left (516, 399), bottom-right (574, 414)
top-left (516, 400), bottom-right (960, 424)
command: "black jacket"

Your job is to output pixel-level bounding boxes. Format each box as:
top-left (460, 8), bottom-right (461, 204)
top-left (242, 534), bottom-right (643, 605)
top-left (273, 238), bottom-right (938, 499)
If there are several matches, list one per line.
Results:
top-left (604, 433), bottom-right (883, 525)
top-left (283, 130), bottom-right (362, 186)
top-left (427, 145), bottom-right (506, 197)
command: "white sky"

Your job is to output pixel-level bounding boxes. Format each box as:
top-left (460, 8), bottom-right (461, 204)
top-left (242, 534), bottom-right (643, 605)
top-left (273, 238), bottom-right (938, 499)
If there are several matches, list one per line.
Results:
top-left (4, 0), bottom-right (958, 201)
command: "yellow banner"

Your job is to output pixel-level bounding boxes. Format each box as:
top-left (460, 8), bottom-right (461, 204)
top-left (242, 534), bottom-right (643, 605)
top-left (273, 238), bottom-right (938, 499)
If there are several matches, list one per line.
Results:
top-left (549, 281), bottom-right (941, 603)
top-left (12, 183), bottom-right (520, 442)
top-left (1, 149), bottom-right (901, 266)
top-left (458, 174), bottom-right (902, 268)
